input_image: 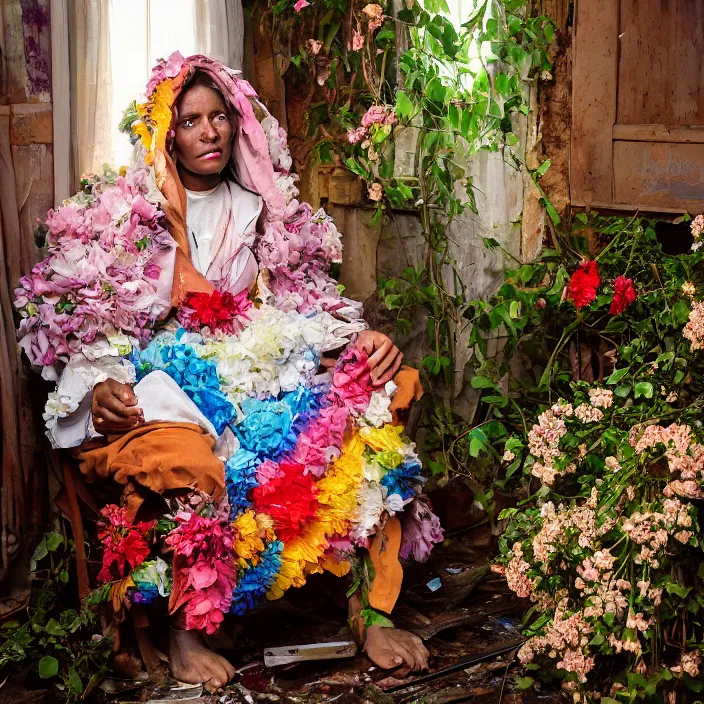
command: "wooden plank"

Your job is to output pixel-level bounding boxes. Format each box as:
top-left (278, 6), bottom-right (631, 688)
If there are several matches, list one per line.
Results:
top-left (570, 0), bottom-right (619, 206)
top-left (618, 0), bottom-right (704, 126)
top-left (51, 0), bottom-right (71, 203)
top-left (613, 141), bottom-right (704, 211)
top-left (578, 202), bottom-right (704, 215)
top-left (613, 124), bottom-right (704, 144)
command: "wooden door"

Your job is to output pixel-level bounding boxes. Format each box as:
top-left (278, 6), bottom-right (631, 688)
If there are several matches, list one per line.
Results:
top-left (571, 0), bottom-right (704, 213)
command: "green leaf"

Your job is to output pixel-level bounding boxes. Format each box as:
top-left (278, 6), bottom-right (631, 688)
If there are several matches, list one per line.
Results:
top-left (535, 159), bottom-right (551, 178)
top-left (38, 655), bottom-right (59, 679)
top-left (665, 581), bottom-right (691, 598)
top-left (494, 73), bottom-right (510, 96)
top-left (471, 375), bottom-right (497, 389)
top-left (606, 368), bottom-right (629, 385)
top-left (67, 667), bottom-right (83, 694)
top-left (361, 608), bottom-right (394, 629)
top-left (543, 200), bottom-right (561, 226)
top-left (634, 381), bottom-right (654, 399)
top-left (515, 677), bottom-right (534, 690)
top-left (395, 91), bottom-right (415, 120)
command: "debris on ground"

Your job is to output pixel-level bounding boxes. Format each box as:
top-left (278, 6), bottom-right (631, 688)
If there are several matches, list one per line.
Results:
top-left (1, 527), bottom-right (563, 703)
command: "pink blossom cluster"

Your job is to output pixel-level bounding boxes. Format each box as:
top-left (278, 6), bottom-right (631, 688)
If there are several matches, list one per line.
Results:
top-left (683, 300), bottom-right (704, 350)
top-left (346, 104), bottom-right (396, 144)
top-left (574, 403), bottom-right (604, 423)
top-left (491, 542), bottom-right (535, 598)
top-left (629, 422), bottom-right (704, 499)
top-left (587, 387), bottom-right (613, 408)
top-left (691, 214), bottom-right (704, 241)
top-left (165, 496), bottom-right (237, 634)
top-left (518, 601), bottom-right (595, 682)
top-left (14, 165), bottom-right (175, 367)
top-left (671, 649), bottom-right (701, 678)
top-left (256, 203), bottom-right (364, 320)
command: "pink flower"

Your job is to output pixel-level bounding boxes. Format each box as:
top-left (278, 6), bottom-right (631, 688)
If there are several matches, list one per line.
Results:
top-left (362, 2), bottom-right (384, 29)
top-left (368, 183), bottom-right (383, 201)
top-left (145, 51), bottom-right (185, 94)
top-left (294, 0), bottom-right (310, 11)
top-left (352, 30), bottom-right (365, 51)
top-left (347, 126), bottom-right (367, 144)
top-left (361, 104), bottom-right (396, 128)
top-left (186, 561), bottom-right (219, 590)
top-left (307, 39), bottom-right (323, 55)
top-left (400, 497), bottom-right (444, 562)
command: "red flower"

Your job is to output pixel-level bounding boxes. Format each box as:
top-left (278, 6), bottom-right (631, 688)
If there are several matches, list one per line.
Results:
top-left (178, 289), bottom-right (252, 334)
top-left (251, 461), bottom-right (319, 542)
top-left (609, 275), bottom-right (636, 315)
top-left (567, 260), bottom-right (601, 309)
top-left (96, 505), bottom-right (154, 583)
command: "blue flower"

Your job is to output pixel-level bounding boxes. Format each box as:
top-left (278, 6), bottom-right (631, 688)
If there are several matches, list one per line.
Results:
top-left (234, 396), bottom-right (297, 458)
top-left (130, 582), bottom-right (159, 604)
top-left (229, 540), bottom-right (283, 615)
top-left (380, 461), bottom-right (422, 500)
top-left (225, 450), bottom-right (260, 518)
top-left (233, 386), bottom-right (325, 459)
top-left (135, 341), bottom-right (236, 434)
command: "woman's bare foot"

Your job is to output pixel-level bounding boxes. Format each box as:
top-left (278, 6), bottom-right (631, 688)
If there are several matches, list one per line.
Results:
top-left (363, 625), bottom-right (429, 677)
top-left (169, 627), bottom-right (236, 691)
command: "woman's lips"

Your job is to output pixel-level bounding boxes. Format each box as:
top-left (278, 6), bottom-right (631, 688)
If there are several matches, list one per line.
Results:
top-left (200, 150), bottom-right (223, 161)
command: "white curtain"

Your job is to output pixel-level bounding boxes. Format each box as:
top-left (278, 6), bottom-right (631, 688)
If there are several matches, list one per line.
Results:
top-left (63, 0), bottom-right (244, 184)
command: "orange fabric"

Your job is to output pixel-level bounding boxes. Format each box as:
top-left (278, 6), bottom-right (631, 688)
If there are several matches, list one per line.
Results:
top-left (367, 515), bottom-right (403, 614)
top-left (157, 151), bottom-right (215, 308)
top-left (78, 422), bottom-right (225, 501)
top-left (390, 365), bottom-right (423, 424)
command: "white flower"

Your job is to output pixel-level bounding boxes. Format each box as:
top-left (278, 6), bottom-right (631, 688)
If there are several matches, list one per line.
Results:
top-left (361, 391), bottom-right (393, 427)
top-left (350, 483), bottom-right (385, 543)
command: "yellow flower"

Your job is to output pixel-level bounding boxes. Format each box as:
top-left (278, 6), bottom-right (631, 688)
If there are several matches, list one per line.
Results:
top-left (134, 78), bottom-right (175, 164)
top-left (267, 523), bottom-right (329, 600)
top-left (359, 424), bottom-right (405, 454)
top-left (232, 510), bottom-right (266, 567)
top-left (150, 79), bottom-right (175, 153)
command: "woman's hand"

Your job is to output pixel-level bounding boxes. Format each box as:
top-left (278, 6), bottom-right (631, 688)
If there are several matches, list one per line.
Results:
top-left (364, 625), bottom-right (429, 675)
top-left (355, 330), bottom-right (403, 386)
top-left (92, 379), bottom-right (144, 434)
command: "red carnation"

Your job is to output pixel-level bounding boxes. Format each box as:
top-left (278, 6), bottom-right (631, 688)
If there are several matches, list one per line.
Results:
top-left (567, 260), bottom-right (600, 309)
top-left (96, 505), bottom-right (154, 583)
top-left (609, 275), bottom-right (636, 315)
top-left (251, 461), bottom-right (319, 542)
top-left (178, 289), bottom-right (252, 334)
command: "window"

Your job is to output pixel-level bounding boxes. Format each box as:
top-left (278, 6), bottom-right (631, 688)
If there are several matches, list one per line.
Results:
top-left (63, 0), bottom-right (243, 183)
top-left (108, 0), bottom-right (200, 167)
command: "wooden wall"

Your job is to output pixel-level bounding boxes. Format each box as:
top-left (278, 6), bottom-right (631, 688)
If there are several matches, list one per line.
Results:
top-left (0, 0), bottom-right (53, 594)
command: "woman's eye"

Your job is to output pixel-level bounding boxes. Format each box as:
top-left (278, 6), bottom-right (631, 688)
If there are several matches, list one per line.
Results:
top-left (182, 119), bottom-right (194, 128)
top-left (215, 113), bottom-right (228, 122)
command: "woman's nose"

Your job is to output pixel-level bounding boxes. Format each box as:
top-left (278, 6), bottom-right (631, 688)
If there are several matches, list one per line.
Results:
top-left (200, 122), bottom-right (219, 142)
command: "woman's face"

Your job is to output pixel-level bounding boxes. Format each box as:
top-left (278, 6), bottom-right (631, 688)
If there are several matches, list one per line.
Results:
top-left (173, 84), bottom-right (233, 188)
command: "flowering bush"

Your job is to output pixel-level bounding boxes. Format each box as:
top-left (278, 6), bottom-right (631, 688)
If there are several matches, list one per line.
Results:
top-left (465, 215), bottom-right (704, 701)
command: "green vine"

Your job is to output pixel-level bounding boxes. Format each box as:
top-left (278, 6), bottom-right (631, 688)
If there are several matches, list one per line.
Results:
top-left (256, 0), bottom-right (555, 487)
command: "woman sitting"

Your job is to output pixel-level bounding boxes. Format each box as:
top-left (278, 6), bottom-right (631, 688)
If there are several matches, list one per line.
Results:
top-left (20, 53), bottom-right (436, 690)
